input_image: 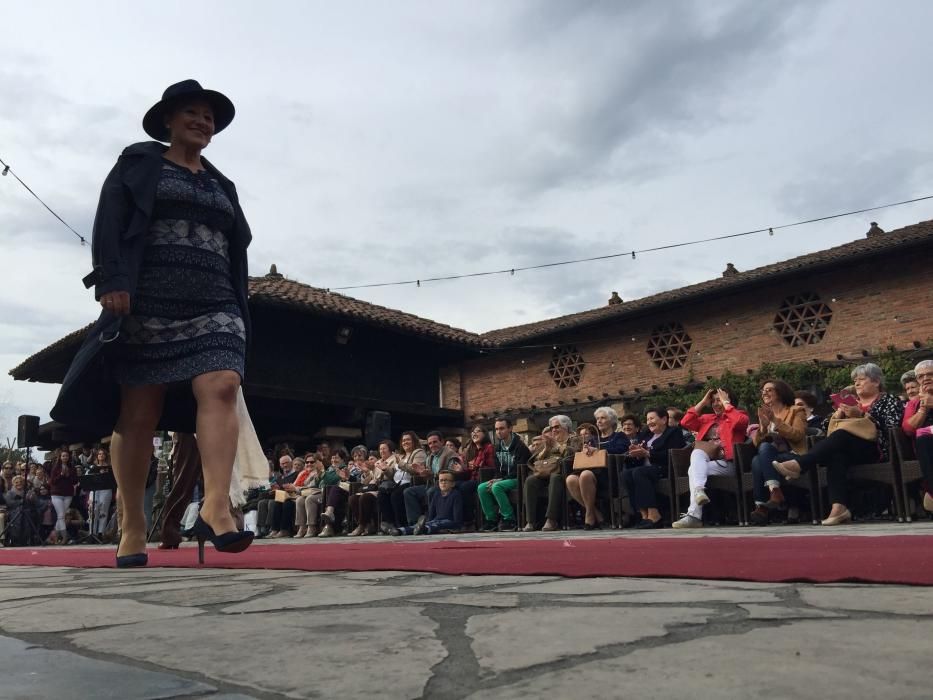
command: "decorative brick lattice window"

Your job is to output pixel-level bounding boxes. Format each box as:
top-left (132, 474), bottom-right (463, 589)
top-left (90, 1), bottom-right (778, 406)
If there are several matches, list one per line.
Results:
top-left (773, 293), bottom-right (833, 347)
top-left (548, 345), bottom-right (585, 388)
top-left (646, 322), bottom-right (692, 370)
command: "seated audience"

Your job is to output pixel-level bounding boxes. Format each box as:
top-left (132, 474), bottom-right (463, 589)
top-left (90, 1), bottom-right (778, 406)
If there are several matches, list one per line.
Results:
top-left (403, 431), bottom-right (461, 528)
top-left (270, 455), bottom-right (323, 538)
top-left (667, 407), bottom-right (696, 445)
top-left (478, 417), bottom-right (531, 532)
top-left (395, 470), bottom-right (463, 535)
top-left (672, 387), bottom-right (749, 529)
top-left (458, 425), bottom-right (493, 524)
top-left (774, 363), bottom-right (903, 525)
top-left (381, 432), bottom-right (425, 535)
top-left (319, 448), bottom-right (352, 537)
top-left (567, 406), bottom-right (629, 529)
top-left (258, 454), bottom-right (301, 538)
top-left (620, 414), bottom-right (641, 441)
top-left (348, 454), bottom-right (385, 536)
top-left (295, 453), bottom-right (333, 538)
top-left (445, 437), bottom-right (462, 453)
top-left (748, 380), bottom-right (808, 525)
top-left (622, 407), bottom-right (687, 528)
top-left (901, 359), bottom-right (933, 513)
top-left (523, 415), bottom-right (579, 532)
top-left (793, 390), bottom-right (823, 431)
top-left (901, 370), bottom-right (920, 405)
top-left (3, 475), bottom-right (38, 546)
top-left (259, 451), bottom-right (304, 538)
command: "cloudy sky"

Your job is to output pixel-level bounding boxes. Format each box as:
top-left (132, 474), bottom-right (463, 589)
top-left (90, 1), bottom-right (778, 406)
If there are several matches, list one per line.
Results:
top-left (2, 0), bottom-right (933, 439)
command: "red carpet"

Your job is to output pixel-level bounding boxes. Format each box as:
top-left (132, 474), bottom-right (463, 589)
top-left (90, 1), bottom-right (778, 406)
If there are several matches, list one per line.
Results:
top-left (2, 535), bottom-right (932, 585)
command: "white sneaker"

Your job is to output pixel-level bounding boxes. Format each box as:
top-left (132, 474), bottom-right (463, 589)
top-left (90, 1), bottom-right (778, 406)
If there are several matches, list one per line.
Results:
top-left (671, 514), bottom-right (703, 529)
top-left (694, 488), bottom-right (710, 506)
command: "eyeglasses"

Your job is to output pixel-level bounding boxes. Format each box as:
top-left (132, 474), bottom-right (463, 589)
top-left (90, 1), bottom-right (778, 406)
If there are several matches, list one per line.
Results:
top-left (917, 372), bottom-right (933, 380)
top-left (761, 387), bottom-right (774, 393)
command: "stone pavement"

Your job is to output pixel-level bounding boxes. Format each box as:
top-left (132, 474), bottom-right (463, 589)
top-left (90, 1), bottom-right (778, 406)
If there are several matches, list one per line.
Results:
top-left (1, 523), bottom-right (932, 699)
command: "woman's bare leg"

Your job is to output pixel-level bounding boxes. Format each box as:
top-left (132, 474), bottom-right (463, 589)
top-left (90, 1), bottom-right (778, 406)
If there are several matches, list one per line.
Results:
top-left (565, 474), bottom-right (582, 505)
top-left (579, 470), bottom-right (601, 523)
top-left (111, 384), bottom-right (166, 557)
top-left (191, 370), bottom-right (240, 535)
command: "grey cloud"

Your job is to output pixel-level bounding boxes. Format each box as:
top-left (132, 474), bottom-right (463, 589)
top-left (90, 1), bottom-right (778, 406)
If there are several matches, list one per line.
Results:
top-left (500, 1), bottom-right (819, 193)
top-left (779, 148), bottom-right (933, 219)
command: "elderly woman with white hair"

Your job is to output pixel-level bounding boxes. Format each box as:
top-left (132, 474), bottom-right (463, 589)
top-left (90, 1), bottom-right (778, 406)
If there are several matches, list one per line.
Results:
top-left (901, 359), bottom-right (933, 512)
top-left (775, 363), bottom-right (903, 525)
top-left (522, 415), bottom-right (580, 532)
top-left (566, 406), bottom-right (629, 529)
top-left (901, 370), bottom-right (920, 404)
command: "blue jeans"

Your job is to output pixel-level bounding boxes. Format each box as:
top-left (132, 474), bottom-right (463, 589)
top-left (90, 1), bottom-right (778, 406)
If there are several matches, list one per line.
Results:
top-left (751, 442), bottom-right (795, 504)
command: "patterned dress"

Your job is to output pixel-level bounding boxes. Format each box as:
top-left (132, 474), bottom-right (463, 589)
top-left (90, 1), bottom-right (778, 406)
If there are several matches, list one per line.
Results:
top-left (114, 161), bottom-right (246, 385)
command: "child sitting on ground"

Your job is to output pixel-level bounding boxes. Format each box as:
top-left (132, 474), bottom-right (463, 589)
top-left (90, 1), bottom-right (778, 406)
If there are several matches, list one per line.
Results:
top-left (396, 470), bottom-right (463, 535)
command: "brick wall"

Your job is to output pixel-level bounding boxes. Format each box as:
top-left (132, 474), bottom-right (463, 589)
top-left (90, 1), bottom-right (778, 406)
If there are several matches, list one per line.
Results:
top-left (446, 251), bottom-right (933, 418)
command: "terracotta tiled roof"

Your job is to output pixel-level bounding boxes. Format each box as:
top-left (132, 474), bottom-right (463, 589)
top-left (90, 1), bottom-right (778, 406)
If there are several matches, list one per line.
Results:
top-left (482, 219), bottom-right (933, 344)
top-left (248, 276), bottom-right (487, 346)
top-left (9, 324), bottom-right (93, 382)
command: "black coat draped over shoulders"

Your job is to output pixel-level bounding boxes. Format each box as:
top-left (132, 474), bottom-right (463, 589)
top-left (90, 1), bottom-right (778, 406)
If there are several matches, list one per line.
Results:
top-left (51, 141), bottom-right (251, 436)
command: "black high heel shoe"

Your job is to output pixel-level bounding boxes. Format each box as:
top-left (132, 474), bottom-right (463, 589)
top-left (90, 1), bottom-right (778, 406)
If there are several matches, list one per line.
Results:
top-left (116, 552), bottom-right (149, 568)
top-left (192, 516), bottom-right (254, 565)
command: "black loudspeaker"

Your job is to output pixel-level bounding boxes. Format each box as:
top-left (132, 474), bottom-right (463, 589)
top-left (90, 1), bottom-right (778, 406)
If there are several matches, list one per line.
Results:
top-left (364, 411), bottom-right (391, 449)
top-left (17, 415), bottom-right (39, 447)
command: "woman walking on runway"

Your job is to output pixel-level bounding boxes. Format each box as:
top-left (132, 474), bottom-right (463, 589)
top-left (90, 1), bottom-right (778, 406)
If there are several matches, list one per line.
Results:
top-left (52, 80), bottom-right (254, 567)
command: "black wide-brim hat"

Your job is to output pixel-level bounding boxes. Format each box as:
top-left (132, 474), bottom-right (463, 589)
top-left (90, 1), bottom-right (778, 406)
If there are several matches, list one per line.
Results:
top-left (142, 79), bottom-right (235, 142)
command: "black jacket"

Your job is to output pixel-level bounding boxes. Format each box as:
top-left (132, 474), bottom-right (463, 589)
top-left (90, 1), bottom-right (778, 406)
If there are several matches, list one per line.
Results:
top-left (644, 426), bottom-right (687, 467)
top-left (51, 142), bottom-right (252, 435)
top-left (494, 435), bottom-right (532, 479)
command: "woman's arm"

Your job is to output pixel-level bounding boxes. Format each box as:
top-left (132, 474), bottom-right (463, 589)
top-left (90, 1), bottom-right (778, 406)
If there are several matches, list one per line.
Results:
top-left (903, 398), bottom-right (923, 436)
top-left (870, 393), bottom-right (904, 430)
top-left (774, 406), bottom-right (807, 444)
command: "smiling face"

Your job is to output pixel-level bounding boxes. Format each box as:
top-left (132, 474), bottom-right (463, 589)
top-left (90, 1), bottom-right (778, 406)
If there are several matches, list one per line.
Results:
top-left (165, 98), bottom-right (215, 150)
top-left (620, 419), bottom-right (638, 438)
top-left (904, 380), bottom-right (920, 400)
top-left (760, 383), bottom-right (776, 407)
top-left (645, 411), bottom-right (667, 434)
top-left (378, 443), bottom-right (392, 459)
top-left (400, 435), bottom-right (414, 453)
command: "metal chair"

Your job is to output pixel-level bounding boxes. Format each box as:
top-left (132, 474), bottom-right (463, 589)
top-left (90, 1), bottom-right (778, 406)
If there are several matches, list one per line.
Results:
top-left (891, 428), bottom-right (925, 522)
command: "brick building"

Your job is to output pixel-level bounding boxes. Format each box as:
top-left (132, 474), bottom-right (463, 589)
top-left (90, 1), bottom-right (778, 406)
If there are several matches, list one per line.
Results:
top-left (444, 220), bottom-right (933, 425)
top-left (10, 219), bottom-right (933, 444)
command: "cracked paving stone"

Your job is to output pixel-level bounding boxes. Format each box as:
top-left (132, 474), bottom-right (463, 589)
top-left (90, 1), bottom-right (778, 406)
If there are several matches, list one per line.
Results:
top-left (393, 574), bottom-right (556, 588)
top-left (0, 597), bottom-right (203, 633)
top-left (466, 606), bottom-right (716, 674)
top-left (69, 606), bottom-right (444, 699)
top-left (552, 588), bottom-right (779, 604)
top-left (337, 570), bottom-right (416, 581)
top-left (84, 579), bottom-right (233, 596)
top-left (0, 586), bottom-right (81, 600)
top-left (799, 586), bottom-right (933, 615)
top-left (418, 593), bottom-right (521, 608)
top-left (739, 604), bottom-right (847, 620)
top-left (221, 582), bottom-right (442, 613)
top-left (141, 583), bottom-right (275, 607)
top-left (0, 634), bottom-right (215, 699)
top-left (230, 571), bottom-right (323, 582)
top-left (496, 577), bottom-right (665, 595)
top-left (466, 619), bottom-right (933, 699)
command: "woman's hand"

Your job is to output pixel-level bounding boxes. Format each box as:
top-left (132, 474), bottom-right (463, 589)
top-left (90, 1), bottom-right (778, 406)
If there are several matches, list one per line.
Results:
top-left (628, 445), bottom-right (649, 459)
top-left (840, 404), bottom-right (863, 418)
top-left (716, 388), bottom-right (731, 407)
top-left (757, 406), bottom-right (773, 425)
top-left (584, 444), bottom-right (596, 456)
top-left (700, 388), bottom-right (715, 407)
top-left (100, 291), bottom-right (131, 316)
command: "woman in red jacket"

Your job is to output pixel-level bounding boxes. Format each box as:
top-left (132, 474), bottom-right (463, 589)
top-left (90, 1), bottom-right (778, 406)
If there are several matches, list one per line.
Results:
top-left (49, 449), bottom-right (79, 543)
top-left (672, 387), bottom-right (748, 529)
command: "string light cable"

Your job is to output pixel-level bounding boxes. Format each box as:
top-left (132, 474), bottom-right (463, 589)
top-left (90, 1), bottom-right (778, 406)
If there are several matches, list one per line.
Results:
top-left (0, 155), bottom-right (87, 245)
top-left (326, 193), bottom-right (933, 291)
